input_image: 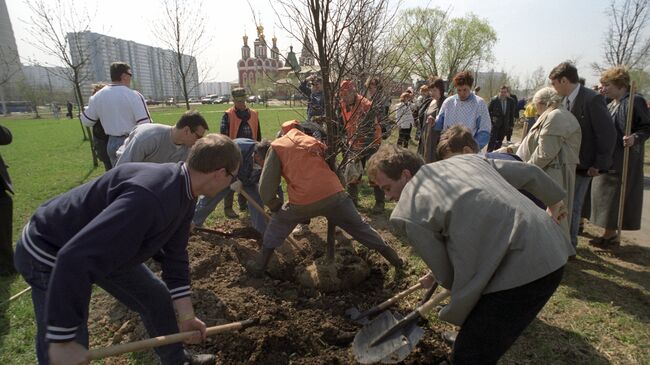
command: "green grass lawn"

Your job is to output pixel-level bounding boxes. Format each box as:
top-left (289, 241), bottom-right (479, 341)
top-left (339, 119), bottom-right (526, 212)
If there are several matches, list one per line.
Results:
top-left (0, 106), bottom-right (649, 364)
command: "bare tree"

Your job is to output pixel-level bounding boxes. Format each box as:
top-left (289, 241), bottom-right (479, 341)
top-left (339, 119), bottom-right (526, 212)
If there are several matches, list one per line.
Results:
top-left (523, 66), bottom-right (547, 97)
top-left (593, 0), bottom-right (650, 71)
top-left (156, 0), bottom-right (209, 110)
top-left (264, 0), bottom-right (414, 259)
top-left (24, 0), bottom-right (98, 165)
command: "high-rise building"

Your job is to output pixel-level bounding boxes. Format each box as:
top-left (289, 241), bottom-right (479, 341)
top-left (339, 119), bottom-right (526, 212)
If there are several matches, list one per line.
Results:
top-left (67, 31), bottom-right (199, 103)
top-left (22, 65), bottom-right (70, 92)
top-left (199, 81), bottom-right (232, 97)
top-left (0, 0), bottom-right (24, 102)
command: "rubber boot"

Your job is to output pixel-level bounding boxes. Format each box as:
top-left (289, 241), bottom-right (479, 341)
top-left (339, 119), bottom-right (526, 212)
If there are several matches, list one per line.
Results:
top-left (224, 191), bottom-right (238, 219)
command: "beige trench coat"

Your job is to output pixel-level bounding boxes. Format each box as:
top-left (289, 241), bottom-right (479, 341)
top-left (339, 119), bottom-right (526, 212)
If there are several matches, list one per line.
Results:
top-left (516, 107), bottom-right (581, 235)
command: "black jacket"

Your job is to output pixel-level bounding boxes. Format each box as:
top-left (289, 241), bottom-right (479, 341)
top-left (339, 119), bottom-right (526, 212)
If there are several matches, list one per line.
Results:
top-left (569, 85), bottom-right (616, 172)
top-left (488, 96), bottom-right (516, 128)
top-left (0, 125), bottom-right (13, 194)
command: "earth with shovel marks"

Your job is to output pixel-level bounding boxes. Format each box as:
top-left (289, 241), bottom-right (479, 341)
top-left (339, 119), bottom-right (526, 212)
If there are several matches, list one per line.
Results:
top-left (87, 216), bottom-right (452, 364)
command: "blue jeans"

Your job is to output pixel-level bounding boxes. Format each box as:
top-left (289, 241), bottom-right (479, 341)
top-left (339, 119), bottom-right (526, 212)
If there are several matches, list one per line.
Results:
top-left (193, 184), bottom-right (267, 234)
top-left (14, 239), bottom-right (186, 365)
top-left (570, 174), bottom-right (592, 248)
top-left (107, 135), bottom-right (127, 167)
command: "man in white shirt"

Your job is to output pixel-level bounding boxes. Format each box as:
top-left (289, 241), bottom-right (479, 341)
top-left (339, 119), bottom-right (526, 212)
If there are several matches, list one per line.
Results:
top-left (115, 110), bottom-right (208, 166)
top-left (81, 62), bottom-right (152, 167)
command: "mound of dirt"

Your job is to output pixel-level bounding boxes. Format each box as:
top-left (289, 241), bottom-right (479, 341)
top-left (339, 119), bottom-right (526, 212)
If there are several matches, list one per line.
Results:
top-left (88, 218), bottom-right (452, 364)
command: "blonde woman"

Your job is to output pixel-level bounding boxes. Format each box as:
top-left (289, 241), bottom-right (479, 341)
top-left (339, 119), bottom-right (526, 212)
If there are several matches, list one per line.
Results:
top-left (589, 66), bottom-right (650, 245)
top-left (501, 87), bottom-right (581, 235)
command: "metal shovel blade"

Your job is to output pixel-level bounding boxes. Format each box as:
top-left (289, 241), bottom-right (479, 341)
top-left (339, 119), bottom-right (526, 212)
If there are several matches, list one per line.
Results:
top-left (345, 307), bottom-right (370, 325)
top-left (352, 310), bottom-right (423, 364)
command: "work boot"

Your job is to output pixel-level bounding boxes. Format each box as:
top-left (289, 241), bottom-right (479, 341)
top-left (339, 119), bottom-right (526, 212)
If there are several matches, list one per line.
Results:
top-left (441, 331), bottom-right (457, 346)
top-left (224, 207), bottom-right (239, 219)
top-left (223, 191), bottom-right (238, 219)
top-left (183, 353), bottom-right (216, 365)
top-left (238, 193), bottom-right (248, 212)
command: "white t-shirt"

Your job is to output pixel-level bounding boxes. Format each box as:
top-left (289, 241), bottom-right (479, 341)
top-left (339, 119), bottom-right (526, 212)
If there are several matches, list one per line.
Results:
top-left (81, 84), bottom-right (151, 136)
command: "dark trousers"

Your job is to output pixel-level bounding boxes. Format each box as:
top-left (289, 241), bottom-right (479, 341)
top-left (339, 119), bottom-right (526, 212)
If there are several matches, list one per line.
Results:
top-left (397, 127), bottom-right (412, 148)
top-left (93, 137), bottom-right (112, 171)
top-left (452, 266), bottom-right (564, 365)
top-left (14, 240), bottom-right (186, 365)
top-left (0, 190), bottom-right (14, 274)
top-left (487, 124), bottom-right (506, 152)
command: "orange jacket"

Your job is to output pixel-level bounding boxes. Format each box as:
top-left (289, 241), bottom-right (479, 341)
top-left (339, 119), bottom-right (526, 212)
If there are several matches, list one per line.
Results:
top-left (341, 94), bottom-right (381, 150)
top-left (271, 128), bottom-right (343, 205)
top-left (226, 107), bottom-right (259, 140)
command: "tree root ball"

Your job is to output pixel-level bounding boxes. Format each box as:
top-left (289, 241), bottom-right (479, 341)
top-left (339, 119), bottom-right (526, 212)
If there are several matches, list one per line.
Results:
top-left (296, 250), bottom-right (370, 292)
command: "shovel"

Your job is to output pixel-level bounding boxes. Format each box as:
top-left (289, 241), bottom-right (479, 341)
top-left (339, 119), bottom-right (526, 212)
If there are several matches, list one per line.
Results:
top-left (88, 318), bottom-right (258, 360)
top-left (230, 181), bottom-right (308, 255)
top-left (352, 289), bottom-right (450, 364)
top-left (346, 282), bottom-right (438, 325)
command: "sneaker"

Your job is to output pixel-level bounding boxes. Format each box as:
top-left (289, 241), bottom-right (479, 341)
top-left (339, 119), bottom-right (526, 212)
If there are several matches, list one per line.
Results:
top-left (224, 207), bottom-right (239, 219)
top-left (292, 224), bottom-right (310, 236)
top-left (184, 354), bottom-right (216, 365)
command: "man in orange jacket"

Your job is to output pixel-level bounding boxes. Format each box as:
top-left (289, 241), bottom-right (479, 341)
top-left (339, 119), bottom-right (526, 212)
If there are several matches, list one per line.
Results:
top-left (339, 80), bottom-right (386, 213)
top-left (252, 121), bottom-right (403, 276)
top-left (221, 87), bottom-right (262, 218)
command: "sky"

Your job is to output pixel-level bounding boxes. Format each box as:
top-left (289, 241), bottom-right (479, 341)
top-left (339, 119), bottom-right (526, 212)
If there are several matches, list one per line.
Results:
top-left (5, 0), bottom-right (613, 88)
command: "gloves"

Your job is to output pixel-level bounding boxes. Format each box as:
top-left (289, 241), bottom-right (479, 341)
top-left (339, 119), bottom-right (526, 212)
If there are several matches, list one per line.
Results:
top-left (230, 180), bottom-right (243, 193)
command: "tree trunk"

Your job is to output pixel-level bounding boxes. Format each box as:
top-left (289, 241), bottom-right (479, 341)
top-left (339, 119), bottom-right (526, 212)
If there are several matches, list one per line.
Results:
top-left (73, 78), bottom-right (98, 167)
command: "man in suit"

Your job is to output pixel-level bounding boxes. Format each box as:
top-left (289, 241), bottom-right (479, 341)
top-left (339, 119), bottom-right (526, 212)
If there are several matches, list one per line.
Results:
top-left (549, 62), bottom-right (616, 249)
top-left (0, 124), bottom-right (15, 276)
top-left (487, 85), bottom-right (516, 151)
top-left (367, 144), bottom-right (572, 364)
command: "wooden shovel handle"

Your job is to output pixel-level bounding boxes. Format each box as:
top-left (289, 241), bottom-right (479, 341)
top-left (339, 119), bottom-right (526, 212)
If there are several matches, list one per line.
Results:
top-left (232, 184), bottom-right (271, 222)
top-left (233, 184), bottom-right (305, 250)
top-left (376, 282), bottom-right (423, 311)
top-left (88, 319), bottom-right (255, 360)
top-left (416, 289), bottom-right (451, 316)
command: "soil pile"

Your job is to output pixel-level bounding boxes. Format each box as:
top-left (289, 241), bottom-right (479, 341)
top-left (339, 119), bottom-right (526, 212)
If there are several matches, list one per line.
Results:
top-left (88, 218), bottom-right (451, 364)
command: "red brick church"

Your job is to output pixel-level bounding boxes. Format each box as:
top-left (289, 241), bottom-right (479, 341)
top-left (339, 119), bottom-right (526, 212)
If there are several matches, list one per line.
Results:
top-left (237, 25), bottom-right (316, 89)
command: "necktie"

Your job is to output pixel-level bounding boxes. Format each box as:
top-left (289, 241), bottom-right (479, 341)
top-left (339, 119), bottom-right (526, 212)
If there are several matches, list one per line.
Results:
top-left (566, 99), bottom-right (571, 111)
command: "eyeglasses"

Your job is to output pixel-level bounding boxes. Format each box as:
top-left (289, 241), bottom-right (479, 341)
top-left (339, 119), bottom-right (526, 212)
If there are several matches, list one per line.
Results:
top-left (226, 170), bottom-right (236, 180)
top-left (125, 71), bottom-right (132, 77)
top-left (191, 129), bottom-right (204, 139)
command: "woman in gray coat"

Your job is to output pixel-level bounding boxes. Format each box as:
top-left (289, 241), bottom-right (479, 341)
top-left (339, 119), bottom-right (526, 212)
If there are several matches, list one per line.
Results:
top-left (590, 66), bottom-right (650, 245)
top-left (500, 87), bottom-right (581, 236)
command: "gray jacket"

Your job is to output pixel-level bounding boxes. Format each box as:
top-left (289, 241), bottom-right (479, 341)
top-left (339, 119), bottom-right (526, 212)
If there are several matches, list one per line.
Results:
top-left (390, 154), bottom-right (574, 326)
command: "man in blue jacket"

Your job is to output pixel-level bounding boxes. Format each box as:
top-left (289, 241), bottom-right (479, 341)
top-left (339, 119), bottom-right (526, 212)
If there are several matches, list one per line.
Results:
top-left (14, 134), bottom-right (240, 365)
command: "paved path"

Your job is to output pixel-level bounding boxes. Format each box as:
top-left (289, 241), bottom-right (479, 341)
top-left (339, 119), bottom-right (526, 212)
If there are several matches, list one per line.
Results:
top-left (618, 175), bottom-right (650, 248)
